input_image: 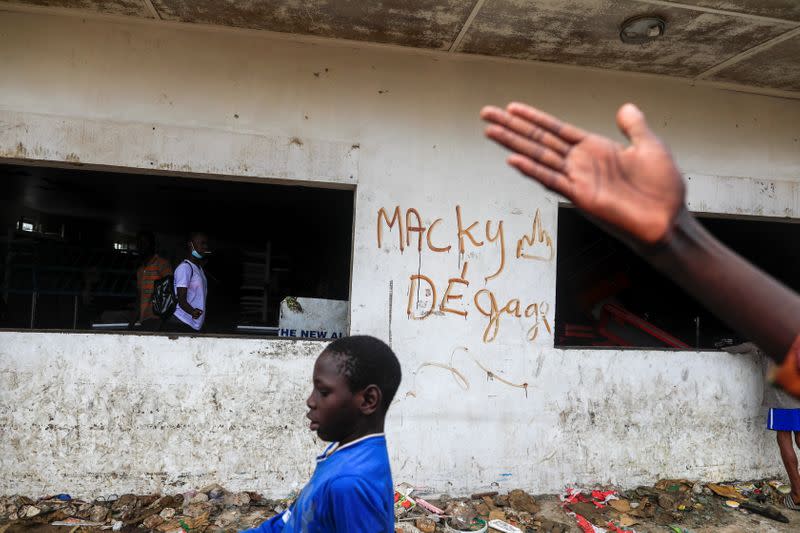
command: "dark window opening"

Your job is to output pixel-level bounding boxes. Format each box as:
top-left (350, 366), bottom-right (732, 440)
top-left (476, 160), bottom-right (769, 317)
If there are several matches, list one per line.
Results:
top-left (555, 206), bottom-right (800, 350)
top-left (0, 163), bottom-right (353, 336)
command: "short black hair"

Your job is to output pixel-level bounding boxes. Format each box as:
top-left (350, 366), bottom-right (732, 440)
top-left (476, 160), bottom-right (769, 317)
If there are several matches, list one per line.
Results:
top-left (325, 335), bottom-right (401, 411)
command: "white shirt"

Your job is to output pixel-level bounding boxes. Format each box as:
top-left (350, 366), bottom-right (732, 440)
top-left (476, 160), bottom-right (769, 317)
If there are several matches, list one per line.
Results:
top-left (172, 260), bottom-right (207, 331)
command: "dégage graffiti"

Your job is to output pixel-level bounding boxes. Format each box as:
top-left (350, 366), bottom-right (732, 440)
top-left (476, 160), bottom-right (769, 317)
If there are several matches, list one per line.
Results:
top-left (377, 205), bottom-right (554, 343)
top-left (407, 262), bottom-right (552, 343)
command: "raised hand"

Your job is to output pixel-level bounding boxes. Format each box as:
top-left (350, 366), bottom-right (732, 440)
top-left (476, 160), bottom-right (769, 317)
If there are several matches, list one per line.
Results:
top-left (480, 102), bottom-right (686, 247)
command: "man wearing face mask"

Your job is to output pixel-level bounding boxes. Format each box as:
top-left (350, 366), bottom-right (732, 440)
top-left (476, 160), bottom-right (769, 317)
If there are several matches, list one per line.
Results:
top-left (166, 231), bottom-right (210, 333)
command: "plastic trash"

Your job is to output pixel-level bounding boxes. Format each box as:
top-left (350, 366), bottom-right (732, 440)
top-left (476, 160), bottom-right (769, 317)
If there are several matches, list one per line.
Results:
top-left (487, 519), bottom-right (522, 533)
top-left (707, 484), bottom-right (743, 500)
top-left (20, 505), bottom-right (42, 518)
top-left (415, 497), bottom-right (445, 514)
top-left (449, 502), bottom-right (477, 529)
top-left (394, 490), bottom-right (416, 517)
top-left (445, 518), bottom-right (488, 533)
top-left (446, 502), bottom-right (488, 532)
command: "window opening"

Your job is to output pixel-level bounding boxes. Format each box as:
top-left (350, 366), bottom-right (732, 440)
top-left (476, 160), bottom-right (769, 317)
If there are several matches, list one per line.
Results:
top-left (0, 163), bottom-right (354, 337)
top-left (555, 207), bottom-right (800, 350)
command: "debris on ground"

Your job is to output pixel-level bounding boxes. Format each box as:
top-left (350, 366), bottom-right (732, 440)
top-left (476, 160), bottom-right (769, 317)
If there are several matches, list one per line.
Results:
top-left (0, 487), bottom-right (282, 532)
top-left (0, 478), bottom-right (797, 532)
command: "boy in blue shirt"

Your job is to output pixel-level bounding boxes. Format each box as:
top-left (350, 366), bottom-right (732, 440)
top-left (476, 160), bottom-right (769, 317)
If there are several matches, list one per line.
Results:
top-left (243, 335), bottom-right (401, 532)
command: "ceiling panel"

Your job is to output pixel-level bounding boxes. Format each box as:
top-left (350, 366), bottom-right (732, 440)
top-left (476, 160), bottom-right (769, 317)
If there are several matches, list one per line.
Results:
top-left (4, 0), bottom-right (799, 94)
top-left (709, 34), bottom-right (800, 91)
top-left (677, 1), bottom-right (800, 22)
top-left (6, 0), bottom-right (151, 17)
top-left (457, 0), bottom-right (791, 77)
top-left (150, 0), bottom-right (477, 50)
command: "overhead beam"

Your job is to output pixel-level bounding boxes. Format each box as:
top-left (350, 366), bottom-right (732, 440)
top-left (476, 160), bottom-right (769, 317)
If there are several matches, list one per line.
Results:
top-left (448, 0), bottom-right (488, 52)
top-left (141, 0), bottom-right (161, 20)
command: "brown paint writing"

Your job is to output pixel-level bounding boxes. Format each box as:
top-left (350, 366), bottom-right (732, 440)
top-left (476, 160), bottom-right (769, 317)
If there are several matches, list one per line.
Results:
top-left (377, 205), bottom-right (552, 270)
top-left (516, 208), bottom-right (553, 261)
top-left (380, 205), bottom-right (555, 343)
top-left (440, 262), bottom-right (469, 317)
top-left (408, 269), bottom-right (551, 343)
top-left (427, 218), bottom-right (451, 252)
top-left (484, 220), bottom-right (505, 282)
top-left (474, 290), bottom-right (515, 343)
top-left (405, 208), bottom-right (425, 251)
top-left (407, 274), bottom-right (436, 320)
top-left (377, 206), bottom-right (404, 251)
top-left (456, 205), bottom-right (484, 253)
top-left (525, 302), bottom-right (552, 341)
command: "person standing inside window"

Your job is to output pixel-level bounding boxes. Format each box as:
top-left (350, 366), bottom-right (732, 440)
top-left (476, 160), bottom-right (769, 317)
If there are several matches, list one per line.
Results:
top-left (129, 231), bottom-right (172, 332)
top-left (166, 232), bottom-right (210, 333)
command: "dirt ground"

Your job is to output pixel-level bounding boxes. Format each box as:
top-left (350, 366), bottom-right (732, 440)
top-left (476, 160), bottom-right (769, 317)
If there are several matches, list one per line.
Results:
top-left (532, 493), bottom-right (800, 532)
top-left (2, 478), bottom-right (800, 532)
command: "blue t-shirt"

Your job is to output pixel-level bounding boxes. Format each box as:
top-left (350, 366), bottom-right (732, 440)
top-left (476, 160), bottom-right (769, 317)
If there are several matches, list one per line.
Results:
top-left (242, 434), bottom-right (394, 533)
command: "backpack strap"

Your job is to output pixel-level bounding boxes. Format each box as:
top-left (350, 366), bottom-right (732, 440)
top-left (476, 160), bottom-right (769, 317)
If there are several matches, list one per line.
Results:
top-left (181, 259), bottom-right (195, 284)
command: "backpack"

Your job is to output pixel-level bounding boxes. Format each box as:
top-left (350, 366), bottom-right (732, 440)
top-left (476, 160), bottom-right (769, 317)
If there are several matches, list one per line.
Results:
top-left (150, 261), bottom-right (192, 318)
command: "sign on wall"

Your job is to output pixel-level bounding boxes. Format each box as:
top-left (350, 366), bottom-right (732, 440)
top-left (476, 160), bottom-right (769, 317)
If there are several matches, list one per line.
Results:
top-left (278, 297), bottom-right (349, 340)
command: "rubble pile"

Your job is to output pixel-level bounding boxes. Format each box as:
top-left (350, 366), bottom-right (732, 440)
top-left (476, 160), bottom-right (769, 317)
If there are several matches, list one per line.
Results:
top-left (393, 478), bottom-right (794, 533)
top-left (395, 488), bottom-right (547, 532)
top-left (0, 478), bottom-right (795, 532)
top-left (595, 478), bottom-right (791, 532)
top-left (0, 484), bottom-right (284, 532)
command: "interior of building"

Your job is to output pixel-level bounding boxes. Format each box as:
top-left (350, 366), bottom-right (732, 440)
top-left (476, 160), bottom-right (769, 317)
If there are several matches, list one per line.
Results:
top-left (0, 163), bottom-right (354, 335)
top-left (556, 207), bottom-right (800, 350)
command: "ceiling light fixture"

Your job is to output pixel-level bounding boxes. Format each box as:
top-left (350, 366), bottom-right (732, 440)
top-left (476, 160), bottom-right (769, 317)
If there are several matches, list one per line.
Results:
top-left (620, 15), bottom-right (666, 44)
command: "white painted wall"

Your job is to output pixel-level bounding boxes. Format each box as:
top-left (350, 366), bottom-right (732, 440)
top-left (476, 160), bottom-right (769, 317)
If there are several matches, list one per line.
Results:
top-left (1, 10), bottom-right (800, 497)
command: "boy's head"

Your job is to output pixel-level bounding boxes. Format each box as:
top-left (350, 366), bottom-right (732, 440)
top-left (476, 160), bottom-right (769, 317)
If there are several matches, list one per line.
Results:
top-left (306, 335), bottom-right (401, 443)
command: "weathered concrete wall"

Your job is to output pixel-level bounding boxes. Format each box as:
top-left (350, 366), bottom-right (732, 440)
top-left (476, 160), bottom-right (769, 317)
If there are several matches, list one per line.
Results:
top-left (1, 10), bottom-right (800, 497)
top-left (1, 333), bottom-right (322, 497)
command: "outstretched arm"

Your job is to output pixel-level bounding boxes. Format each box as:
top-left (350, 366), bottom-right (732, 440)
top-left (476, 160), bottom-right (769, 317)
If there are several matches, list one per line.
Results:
top-left (481, 102), bottom-right (800, 396)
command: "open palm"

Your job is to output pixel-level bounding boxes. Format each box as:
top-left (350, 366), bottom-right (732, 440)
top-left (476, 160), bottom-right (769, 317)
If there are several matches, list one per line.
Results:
top-left (481, 102), bottom-right (686, 246)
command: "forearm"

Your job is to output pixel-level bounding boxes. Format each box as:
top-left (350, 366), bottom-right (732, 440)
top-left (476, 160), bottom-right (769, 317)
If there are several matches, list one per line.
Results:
top-left (178, 300), bottom-right (194, 314)
top-left (643, 208), bottom-right (800, 364)
top-left (176, 289), bottom-right (194, 314)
